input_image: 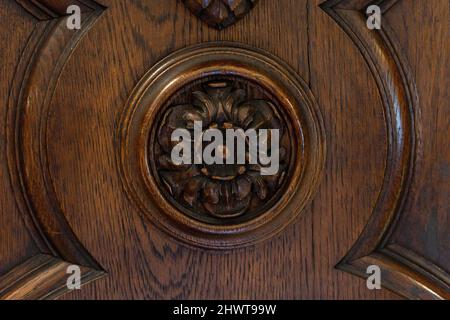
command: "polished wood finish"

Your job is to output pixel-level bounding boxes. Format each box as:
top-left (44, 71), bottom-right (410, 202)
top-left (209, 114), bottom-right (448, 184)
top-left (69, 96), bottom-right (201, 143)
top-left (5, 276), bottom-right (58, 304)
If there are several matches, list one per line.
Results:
top-left (183, 0), bottom-right (258, 30)
top-left (152, 79), bottom-right (293, 221)
top-left (118, 42), bottom-right (325, 249)
top-left (0, 0), bottom-right (448, 299)
top-left (321, 0), bottom-right (448, 299)
top-left (0, 255), bottom-right (104, 300)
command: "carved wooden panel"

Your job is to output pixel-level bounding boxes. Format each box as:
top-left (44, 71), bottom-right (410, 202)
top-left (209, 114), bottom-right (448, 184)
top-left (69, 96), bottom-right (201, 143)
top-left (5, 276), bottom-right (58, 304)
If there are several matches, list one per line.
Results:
top-left (153, 79), bottom-right (291, 221)
top-left (183, 0), bottom-right (258, 29)
top-left (1, 0), bottom-right (106, 299)
top-left (0, 0), bottom-right (448, 300)
top-left (118, 43), bottom-right (324, 248)
top-left (321, 0), bottom-right (449, 299)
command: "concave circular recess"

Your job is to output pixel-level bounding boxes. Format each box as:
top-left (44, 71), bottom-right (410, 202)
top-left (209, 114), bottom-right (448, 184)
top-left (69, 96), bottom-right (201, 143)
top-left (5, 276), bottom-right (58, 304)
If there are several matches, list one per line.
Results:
top-left (150, 77), bottom-right (295, 225)
top-left (118, 42), bottom-right (325, 249)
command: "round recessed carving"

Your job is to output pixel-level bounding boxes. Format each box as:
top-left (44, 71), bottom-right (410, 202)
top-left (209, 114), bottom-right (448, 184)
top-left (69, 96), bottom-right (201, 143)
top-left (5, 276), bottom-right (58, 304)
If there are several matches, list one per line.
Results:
top-left (118, 42), bottom-right (325, 249)
top-left (151, 78), bottom-right (294, 224)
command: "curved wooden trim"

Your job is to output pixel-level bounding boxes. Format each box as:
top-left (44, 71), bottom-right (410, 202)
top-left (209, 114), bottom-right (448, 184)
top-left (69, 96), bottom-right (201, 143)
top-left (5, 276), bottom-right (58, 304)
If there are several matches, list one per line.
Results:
top-left (321, 0), bottom-right (449, 299)
top-left (182, 0), bottom-right (259, 30)
top-left (0, 255), bottom-right (105, 300)
top-left (118, 42), bottom-right (326, 249)
top-left (4, 0), bottom-right (107, 299)
top-left (16, 0), bottom-right (106, 21)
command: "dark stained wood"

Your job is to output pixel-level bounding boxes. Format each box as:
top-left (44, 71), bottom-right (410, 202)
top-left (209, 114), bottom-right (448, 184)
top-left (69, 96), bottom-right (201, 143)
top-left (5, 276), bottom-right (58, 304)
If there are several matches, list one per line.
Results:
top-left (183, 0), bottom-right (258, 30)
top-left (384, 0), bottom-right (450, 278)
top-left (0, 255), bottom-right (104, 300)
top-left (320, 0), bottom-right (448, 299)
top-left (118, 42), bottom-right (325, 249)
top-left (0, 0), bottom-right (447, 300)
top-left (152, 79), bottom-right (293, 222)
top-left (0, 0), bottom-right (40, 277)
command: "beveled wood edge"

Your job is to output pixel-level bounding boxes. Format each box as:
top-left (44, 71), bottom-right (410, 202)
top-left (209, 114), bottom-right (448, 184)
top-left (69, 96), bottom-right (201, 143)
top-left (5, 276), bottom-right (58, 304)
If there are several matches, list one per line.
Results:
top-left (182, 0), bottom-right (259, 30)
top-left (321, 0), bottom-right (449, 299)
top-left (385, 244), bottom-right (450, 289)
top-left (117, 42), bottom-right (326, 250)
top-left (7, 0), bottom-right (445, 300)
top-left (3, 0), bottom-right (107, 299)
top-left (337, 248), bottom-right (449, 300)
top-left (323, 0), bottom-right (417, 258)
top-left (0, 254), bottom-right (105, 300)
top-left (16, 0), bottom-right (106, 21)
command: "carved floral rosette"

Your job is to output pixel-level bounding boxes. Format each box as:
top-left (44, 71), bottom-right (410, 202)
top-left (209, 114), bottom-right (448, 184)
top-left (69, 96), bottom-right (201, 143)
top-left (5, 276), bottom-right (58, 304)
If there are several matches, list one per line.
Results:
top-left (153, 80), bottom-right (291, 222)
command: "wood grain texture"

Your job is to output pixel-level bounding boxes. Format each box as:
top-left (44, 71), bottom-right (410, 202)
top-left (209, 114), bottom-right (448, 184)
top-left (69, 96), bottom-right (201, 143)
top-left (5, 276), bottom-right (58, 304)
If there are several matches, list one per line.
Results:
top-left (16, 0), bottom-right (103, 20)
top-left (321, 0), bottom-right (449, 299)
top-left (152, 79), bottom-right (293, 221)
top-left (8, 0), bottom-right (105, 265)
top-left (384, 0), bottom-right (450, 296)
top-left (0, 0), bottom-right (40, 277)
top-left (0, 0), bottom-right (447, 300)
top-left (0, 0), bottom-right (105, 299)
top-left (49, 0), bottom-right (396, 299)
top-left (0, 254), bottom-right (104, 300)
top-left (183, 0), bottom-right (258, 30)
top-left (118, 42), bottom-right (325, 249)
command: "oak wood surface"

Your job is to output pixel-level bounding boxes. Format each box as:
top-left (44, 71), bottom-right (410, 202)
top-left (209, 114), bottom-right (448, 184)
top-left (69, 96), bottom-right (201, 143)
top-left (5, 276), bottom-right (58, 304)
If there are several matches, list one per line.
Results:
top-left (0, 0), bottom-right (40, 276)
top-left (0, 0), bottom-right (448, 299)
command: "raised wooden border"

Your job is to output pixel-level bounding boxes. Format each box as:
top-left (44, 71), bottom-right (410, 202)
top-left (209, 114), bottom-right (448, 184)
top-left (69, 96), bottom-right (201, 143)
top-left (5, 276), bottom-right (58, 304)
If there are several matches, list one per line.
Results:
top-left (0, 255), bottom-right (103, 300)
top-left (1, 0), bottom-right (106, 300)
top-left (321, 0), bottom-right (449, 299)
top-left (118, 42), bottom-right (326, 250)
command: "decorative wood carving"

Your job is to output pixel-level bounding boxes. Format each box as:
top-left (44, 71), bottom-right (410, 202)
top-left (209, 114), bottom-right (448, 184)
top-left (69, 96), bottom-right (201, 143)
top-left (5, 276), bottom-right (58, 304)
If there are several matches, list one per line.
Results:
top-left (1, 0), bottom-right (106, 300)
top-left (0, 255), bottom-right (104, 300)
top-left (182, 0), bottom-right (258, 29)
top-left (16, 0), bottom-right (100, 20)
top-left (119, 42), bottom-right (325, 249)
top-left (152, 79), bottom-right (292, 222)
top-left (1, 0), bottom-right (446, 301)
top-left (321, 0), bottom-right (449, 300)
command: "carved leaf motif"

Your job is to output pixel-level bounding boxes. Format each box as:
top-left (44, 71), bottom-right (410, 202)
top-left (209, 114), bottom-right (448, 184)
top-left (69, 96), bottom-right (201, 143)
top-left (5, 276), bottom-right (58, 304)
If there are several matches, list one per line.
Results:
top-left (183, 0), bottom-right (258, 29)
top-left (153, 80), bottom-right (290, 220)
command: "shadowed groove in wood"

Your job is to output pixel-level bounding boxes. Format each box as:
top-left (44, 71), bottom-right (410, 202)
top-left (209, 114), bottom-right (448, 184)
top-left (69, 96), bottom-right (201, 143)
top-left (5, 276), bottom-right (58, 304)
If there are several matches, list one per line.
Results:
top-left (1, 0), bottom-right (446, 300)
top-left (151, 78), bottom-right (293, 223)
top-left (182, 0), bottom-right (258, 30)
top-left (2, 0), bottom-right (107, 300)
top-left (118, 42), bottom-right (325, 250)
top-left (321, 0), bottom-right (449, 299)
top-left (0, 255), bottom-right (105, 300)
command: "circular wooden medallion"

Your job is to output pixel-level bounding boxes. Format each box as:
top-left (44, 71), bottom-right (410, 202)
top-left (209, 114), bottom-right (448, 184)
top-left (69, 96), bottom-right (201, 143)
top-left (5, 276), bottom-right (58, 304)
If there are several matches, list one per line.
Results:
top-left (151, 77), bottom-right (295, 224)
top-left (118, 43), bottom-right (325, 249)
